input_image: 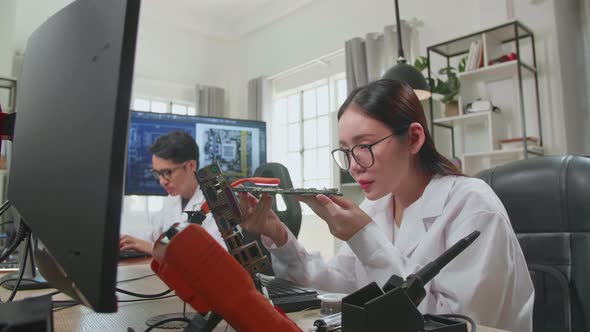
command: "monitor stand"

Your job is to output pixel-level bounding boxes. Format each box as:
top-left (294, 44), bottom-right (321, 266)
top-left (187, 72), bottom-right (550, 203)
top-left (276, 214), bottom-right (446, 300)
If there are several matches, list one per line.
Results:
top-left (146, 302), bottom-right (199, 330)
top-left (0, 234), bottom-right (49, 290)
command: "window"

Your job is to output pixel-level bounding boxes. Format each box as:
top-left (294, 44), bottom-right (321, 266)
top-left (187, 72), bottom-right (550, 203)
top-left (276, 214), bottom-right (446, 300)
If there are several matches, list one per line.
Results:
top-left (131, 97), bottom-right (195, 115)
top-left (271, 75), bottom-right (347, 213)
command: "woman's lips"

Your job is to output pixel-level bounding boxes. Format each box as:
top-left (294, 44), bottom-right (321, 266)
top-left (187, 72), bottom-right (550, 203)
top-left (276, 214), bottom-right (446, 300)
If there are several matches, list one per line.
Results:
top-left (357, 180), bottom-right (374, 190)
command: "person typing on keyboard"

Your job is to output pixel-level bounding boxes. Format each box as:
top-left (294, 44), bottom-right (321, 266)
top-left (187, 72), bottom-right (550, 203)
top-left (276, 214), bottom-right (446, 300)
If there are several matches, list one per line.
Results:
top-left (238, 80), bottom-right (534, 332)
top-left (119, 131), bottom-right (225, 255)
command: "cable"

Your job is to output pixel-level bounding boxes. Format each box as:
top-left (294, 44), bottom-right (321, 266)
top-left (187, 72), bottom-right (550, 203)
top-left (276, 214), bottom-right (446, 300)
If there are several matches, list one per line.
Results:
top-left (118, 294), bottom-right (177, 303)
top-left (6, 232), bottom-right (31, 302)
top-left (0, 201), bottom-right (11, 217)
top-left (438, 314), bottom-right (476, 332)
top-left (117, 273), bottom-right (156, 284)
top-left (53, 303), bottom-right (80, 312)
top-left (0, 220), bottom-right (14, 227)
top-left (115, 287), bottom-right (173, 298)
top-left (144, 317), bottom-right (191, 332)
top-left (0, 222), bottom-right (30, 262)
top-left (0, 276), bottom-right (48, 289)
top-left (44, 290), bottom-right (62, 297)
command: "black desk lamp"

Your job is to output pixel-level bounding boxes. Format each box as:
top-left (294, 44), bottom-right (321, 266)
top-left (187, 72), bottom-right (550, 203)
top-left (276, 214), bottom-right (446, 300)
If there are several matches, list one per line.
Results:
top-left (382, 0), bottom-right (431, 101)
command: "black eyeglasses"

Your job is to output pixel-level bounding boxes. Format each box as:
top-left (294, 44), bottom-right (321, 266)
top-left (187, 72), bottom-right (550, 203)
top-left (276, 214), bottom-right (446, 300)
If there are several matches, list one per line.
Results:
top-left (151, 162), bottom-right (188, 181)
top-left (331, 134), bottom-right (395, 171)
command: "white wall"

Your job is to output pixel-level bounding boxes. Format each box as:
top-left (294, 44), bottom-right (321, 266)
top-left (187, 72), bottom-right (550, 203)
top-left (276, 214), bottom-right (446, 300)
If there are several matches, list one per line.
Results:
top-left (230, 0), bottom-right (481, 119)
top-left (132, 14), bottom-right (235, 101)
top-left (230, 0), bottom-right (578, 156)
top-left (8, 0), bottom-right (581, 154)
top-left (0, 0), bottom-right (17, 77)
top-left (10, 0), bottom-right (235, 106)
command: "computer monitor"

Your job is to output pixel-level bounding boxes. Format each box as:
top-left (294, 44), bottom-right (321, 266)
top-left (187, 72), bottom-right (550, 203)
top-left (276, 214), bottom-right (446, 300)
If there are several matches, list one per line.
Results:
top-left (6, 0), bottom-right (139, 313)
top-left (125, 111), bottom-right (267, 195)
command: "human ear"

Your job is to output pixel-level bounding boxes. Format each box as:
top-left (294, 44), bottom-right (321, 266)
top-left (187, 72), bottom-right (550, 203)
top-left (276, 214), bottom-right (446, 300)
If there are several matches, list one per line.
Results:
top-left (407, 122), bottom-right (425, 155)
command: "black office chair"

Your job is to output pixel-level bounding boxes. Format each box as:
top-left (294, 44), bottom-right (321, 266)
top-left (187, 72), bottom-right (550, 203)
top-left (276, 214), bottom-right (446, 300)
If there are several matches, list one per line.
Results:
top-left (476, 155), bottom-right (590, 332)
top-left (252, 162), bottom-right (303, 237)
top-left (241, 162), bottom-right (302, 274)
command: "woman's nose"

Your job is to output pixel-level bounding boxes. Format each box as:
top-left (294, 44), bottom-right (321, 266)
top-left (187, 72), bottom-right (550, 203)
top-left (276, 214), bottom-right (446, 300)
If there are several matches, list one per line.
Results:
top-left (348, 156), bottom-right (365, 174)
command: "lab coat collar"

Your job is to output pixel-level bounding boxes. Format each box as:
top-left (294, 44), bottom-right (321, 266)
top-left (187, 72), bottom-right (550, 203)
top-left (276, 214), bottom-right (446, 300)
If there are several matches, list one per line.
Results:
top-left (394, 175), bottom-right (455, 256)
top-left (171, 185), bottom-right (205, 214)
top-left (185, 185), bottom-right (204, 211)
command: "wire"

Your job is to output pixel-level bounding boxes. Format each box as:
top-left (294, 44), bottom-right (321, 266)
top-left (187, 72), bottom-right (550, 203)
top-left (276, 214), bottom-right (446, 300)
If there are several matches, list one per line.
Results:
top-left (53, 303), bottom-right (80, 312)
top-left (144, 317), bottom-right (191, 332)
top-left (0, 222), bottom-right (30, 262)
top-left (6, 232), bottom-right (31, 301)
top-left (438, 314), bottom-right (476, 332)
top-left (0, 277), bottom-right (48, 289)
top-left (118, 294), bottom-right (177, 303)
top-left (44, 290), bottom-right (63, 297)
top-left (115, 287), bottom-right (173, 298)
top-left (117, 273), bottom-right (156, 284)
top-left (0, 201), bottom-right (11, 217)
top-left (199, 177), bottom-right (281, 213)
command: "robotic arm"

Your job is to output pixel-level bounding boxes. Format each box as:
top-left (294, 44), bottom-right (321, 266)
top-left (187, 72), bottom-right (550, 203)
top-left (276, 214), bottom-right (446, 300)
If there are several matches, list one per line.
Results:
top-left (151, 223), bottom-right (301, 332)
top-left (151, 162), bottom-right (301, 332)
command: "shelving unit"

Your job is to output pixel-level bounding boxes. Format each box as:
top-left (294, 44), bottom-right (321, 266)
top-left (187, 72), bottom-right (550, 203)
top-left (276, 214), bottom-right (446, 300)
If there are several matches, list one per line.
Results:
top-left (426, 21), bottom-right (543, 175)
top-left (0, 77), bottom-right (17, 113)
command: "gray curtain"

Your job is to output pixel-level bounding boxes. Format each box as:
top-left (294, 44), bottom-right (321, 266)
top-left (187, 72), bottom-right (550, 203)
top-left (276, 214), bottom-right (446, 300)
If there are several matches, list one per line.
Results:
top-left (247, 76), bottom-right (269, 121)
top-left (195, 85), bottom-right (225, 117)
top-left (345, 21), bottom-right (413, 93)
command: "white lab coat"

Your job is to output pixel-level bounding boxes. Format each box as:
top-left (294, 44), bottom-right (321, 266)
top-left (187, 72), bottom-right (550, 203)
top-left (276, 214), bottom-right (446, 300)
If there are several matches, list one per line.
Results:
top-left (147, 187), bottom-right (225, 248)
top-left (264, 175), bottom-right (534, 332)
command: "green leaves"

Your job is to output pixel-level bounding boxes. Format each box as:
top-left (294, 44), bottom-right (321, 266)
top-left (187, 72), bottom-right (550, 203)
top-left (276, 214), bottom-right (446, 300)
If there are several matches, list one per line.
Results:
top-left (413, 56), bottom-right (467, 104)
top-left (413, 56), bottom-right (429, 72)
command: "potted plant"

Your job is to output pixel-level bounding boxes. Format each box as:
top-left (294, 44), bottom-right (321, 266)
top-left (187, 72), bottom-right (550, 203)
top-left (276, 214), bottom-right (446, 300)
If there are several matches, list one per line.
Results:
top-left (414, 56), bottom-right (466, 117)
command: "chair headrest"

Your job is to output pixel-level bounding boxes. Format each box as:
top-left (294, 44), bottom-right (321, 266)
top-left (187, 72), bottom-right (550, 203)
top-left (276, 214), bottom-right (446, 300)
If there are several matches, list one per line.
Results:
top-left (476, 155), bottom-right (590, 233)
top-left (253, 162), bottom-right (302, 238)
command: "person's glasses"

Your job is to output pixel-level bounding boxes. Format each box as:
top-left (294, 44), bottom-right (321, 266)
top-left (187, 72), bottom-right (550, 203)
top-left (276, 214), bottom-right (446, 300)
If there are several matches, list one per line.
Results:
top-left (151, 162), bottom-right (188, 181)
top-left (331, 134), bottom-right (395, 171)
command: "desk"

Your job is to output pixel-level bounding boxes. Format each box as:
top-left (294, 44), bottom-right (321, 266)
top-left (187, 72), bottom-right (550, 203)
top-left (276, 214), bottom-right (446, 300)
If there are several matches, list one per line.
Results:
top-left (0, 262), bottom-right (508, 332)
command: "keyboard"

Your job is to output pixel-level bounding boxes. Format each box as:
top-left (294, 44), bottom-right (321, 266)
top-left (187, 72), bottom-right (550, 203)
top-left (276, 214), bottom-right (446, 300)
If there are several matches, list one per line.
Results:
top-left (0, 254), bottom-right (19, 272)
top-left (119, 249), bottom-right (151, 259)
top-left (257, 275), bottom-right (321, 313)
top-left (0, 260), bottom-right (18, 272)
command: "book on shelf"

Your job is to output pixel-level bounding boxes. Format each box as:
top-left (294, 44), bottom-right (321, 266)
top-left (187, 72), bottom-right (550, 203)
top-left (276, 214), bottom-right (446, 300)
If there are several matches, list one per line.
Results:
top-left (499, 137), bottom-right (543, 153)
top-left (466, 40), bottom-right (483, 71)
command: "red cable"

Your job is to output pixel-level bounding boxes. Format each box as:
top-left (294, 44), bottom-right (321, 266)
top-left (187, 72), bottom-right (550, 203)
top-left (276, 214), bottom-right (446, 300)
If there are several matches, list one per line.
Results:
top-left (199, 177), bottom-right (280, 214)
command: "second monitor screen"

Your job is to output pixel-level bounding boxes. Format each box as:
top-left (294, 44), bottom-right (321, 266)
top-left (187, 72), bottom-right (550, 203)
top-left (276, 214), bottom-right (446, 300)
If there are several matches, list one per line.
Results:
top-left (126, 111), bottom-right (267, 196)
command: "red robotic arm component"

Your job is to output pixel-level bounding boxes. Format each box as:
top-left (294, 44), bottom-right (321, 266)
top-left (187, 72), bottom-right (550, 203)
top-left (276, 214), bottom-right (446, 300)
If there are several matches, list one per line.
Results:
top-left (198, 177), bottom-right (280, 214)
top-left (151, 223), bottom-right (301, 332)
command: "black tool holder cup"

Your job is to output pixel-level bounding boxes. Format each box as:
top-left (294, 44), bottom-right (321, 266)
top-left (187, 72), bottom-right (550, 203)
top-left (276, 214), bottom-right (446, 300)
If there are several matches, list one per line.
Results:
top-left (341, 281), bottom-right (468, 332)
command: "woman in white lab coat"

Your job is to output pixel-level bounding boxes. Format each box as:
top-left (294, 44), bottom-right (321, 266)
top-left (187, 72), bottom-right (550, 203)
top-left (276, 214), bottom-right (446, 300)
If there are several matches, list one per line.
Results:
top-left (239, 80), bottom-right (534, 332)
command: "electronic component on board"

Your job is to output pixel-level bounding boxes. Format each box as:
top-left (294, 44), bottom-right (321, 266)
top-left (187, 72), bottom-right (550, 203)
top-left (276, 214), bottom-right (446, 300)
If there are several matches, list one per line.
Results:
top-left (194, 162), bottom-right (271, 276)
top-left (233, 187), bottom-right (343, 196)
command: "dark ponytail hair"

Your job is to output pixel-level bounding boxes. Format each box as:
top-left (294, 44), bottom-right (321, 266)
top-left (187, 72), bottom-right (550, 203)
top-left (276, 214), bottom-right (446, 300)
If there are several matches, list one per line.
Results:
top-left (338, 79), bottom-right (462, 177)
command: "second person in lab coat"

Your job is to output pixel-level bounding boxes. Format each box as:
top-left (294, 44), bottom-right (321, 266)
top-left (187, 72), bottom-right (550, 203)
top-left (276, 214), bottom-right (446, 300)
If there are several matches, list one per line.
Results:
top-left (119, 130), bottom-right (224, 254)
top-left (239, 80), bottom-right (534, 332)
